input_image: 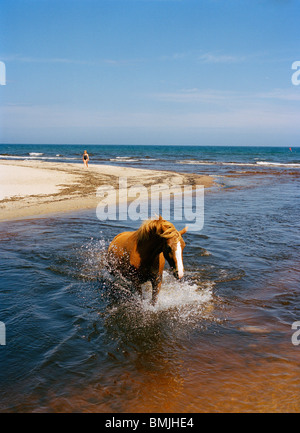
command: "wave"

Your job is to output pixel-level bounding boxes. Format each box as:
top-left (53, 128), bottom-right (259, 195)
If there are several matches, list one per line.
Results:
top-left (177, 160), bottom-right (212, 165)
top-left (34, 156), bottom-right (78, 161)
top-left (0, 154), bottom-right (78, 161)
top-left (110, 156), bottom-right (157, 163)
top-left (0, 155), bottom-right (25, 159)
top-left (178, 159), bottom-right (300, 169)
top-left (1, 153), bottom-right (299, 169)
top-left (256, 161), bottom-right (300, 168)
top-left (178, 160), bottom-right (257, 167)
top-left (109, 158), bottom-right (140, 162)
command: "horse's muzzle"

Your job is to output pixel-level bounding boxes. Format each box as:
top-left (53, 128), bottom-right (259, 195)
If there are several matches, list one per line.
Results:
top-left (173, 269), bottom-right (184, 280)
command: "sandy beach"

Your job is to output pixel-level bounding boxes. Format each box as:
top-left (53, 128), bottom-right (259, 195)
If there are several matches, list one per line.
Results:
top-left (0, 160), bottom-right (214, 221)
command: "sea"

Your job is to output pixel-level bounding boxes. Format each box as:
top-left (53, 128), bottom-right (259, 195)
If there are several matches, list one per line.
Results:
top-left (0, 144), bottom-right (299, 413)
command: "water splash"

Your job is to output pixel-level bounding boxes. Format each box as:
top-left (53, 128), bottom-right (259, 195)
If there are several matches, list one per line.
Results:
top-left (76, 236), bottom-right (108, 280)
top-left (140, 271), bottom-right (213, 313)
top-left (73, 237), bottom-right (216, 329)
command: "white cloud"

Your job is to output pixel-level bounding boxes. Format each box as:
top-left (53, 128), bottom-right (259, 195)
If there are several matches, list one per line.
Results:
top-left (257, 89), bottom-right (300, 101)
top-left (152, 89), bottom-right (239, 103)
top-left (160, 50), bottom-right (246, 64)
top-left (197, 53), bottom-right (246, 64)
top-left (1, 54), bottom-right (93, 65)
top-left (152, 87), bottom-right (300, 104)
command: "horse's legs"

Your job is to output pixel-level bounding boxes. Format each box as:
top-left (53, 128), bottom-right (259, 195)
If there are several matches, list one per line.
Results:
top-left (151, 284), bottom-right (160, 305)
top-left (151, 274), bottom-right (162, 305)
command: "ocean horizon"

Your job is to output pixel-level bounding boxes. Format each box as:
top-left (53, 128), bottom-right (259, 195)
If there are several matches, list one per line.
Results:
top-left (1, 144), bottom-right (300, 175)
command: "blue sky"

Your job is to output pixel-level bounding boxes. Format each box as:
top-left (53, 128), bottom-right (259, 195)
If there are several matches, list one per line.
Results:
top-left (1, 0), bottom-right (300, 145)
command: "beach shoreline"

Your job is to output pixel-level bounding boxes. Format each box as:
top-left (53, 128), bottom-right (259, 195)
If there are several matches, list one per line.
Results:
top-left (0, 160), bottom-right (215, 222)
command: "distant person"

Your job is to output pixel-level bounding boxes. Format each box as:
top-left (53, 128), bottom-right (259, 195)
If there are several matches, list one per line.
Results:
top-left (83, 150), bottom-right (89, 168)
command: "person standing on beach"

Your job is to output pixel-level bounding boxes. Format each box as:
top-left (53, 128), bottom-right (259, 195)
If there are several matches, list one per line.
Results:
top-left (83, 150), bottom-right (89, 168)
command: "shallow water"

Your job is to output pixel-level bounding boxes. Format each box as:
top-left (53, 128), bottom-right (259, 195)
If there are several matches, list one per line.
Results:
top-left (0, 170), bottom-right (300, 412)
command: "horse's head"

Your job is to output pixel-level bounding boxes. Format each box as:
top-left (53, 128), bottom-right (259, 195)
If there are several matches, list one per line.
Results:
top-left (136, 217), bottom-right (188, 280)
top-left (163, 227), bottom-right (188, 280)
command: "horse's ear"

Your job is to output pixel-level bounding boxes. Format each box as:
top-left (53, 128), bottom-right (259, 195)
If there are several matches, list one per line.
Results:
top-left (179, 226), bottom-right (188, 236)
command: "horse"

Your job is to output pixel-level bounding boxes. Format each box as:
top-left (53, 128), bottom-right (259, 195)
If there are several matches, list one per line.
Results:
top-left (107, 216), bottom-right (188, 304)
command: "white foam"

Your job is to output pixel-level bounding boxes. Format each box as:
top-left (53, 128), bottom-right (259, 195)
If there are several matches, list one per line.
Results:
top-left (0, 155), bottom-right (28, 159)
top-left (177, 160), bottom-right (300, 169)
top-left (0, 154), bottom-right (77, 161)
top-left (177, 160), bottom-right (214, 165)
top-left (256, 161), bottom-right (300, 168)
top-left (110, 158), bottom-right (139, 162)
top-left (141, 271), bottom-right (213, 312)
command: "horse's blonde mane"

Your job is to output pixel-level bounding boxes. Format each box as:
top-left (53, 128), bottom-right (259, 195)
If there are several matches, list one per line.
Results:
top-left (137, 216), bottom-right (180, 242)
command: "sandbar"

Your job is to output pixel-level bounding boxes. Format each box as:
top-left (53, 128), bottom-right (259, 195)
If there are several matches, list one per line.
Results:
top-left (0, 160), bottom-right (214, 221)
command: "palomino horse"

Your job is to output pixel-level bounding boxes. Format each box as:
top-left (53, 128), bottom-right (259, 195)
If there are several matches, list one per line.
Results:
top-left (107, 216), bottom-right (188, 304)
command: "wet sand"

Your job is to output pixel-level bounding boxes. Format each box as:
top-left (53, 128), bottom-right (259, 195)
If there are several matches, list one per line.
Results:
top-left (0, 160), bottom-right (214, 221)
